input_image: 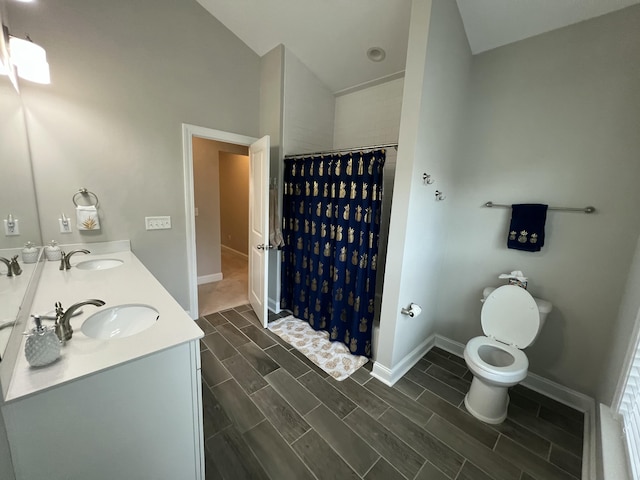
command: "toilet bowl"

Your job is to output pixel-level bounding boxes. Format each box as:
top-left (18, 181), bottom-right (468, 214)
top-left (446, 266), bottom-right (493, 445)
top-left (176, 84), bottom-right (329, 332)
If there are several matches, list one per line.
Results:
top-left (464, 285), bottom-right (551, 424)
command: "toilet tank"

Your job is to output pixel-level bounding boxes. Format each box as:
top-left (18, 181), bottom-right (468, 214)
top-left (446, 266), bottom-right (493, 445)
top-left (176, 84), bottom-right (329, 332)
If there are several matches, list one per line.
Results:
top-left (482, 286), bottom-right (553, 332)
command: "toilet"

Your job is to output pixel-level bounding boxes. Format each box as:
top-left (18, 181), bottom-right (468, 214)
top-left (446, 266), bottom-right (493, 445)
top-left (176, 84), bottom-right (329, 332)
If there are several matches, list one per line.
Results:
top-left (463, 285), bottom-right (552, 424)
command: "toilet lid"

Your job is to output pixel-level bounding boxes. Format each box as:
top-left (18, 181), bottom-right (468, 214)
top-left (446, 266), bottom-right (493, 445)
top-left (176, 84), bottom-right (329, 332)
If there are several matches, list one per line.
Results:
top-left (481, 285), bottom-right (540, 348)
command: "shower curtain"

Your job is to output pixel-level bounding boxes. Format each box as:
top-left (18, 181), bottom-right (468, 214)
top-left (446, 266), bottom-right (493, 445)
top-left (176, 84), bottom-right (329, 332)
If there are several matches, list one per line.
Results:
top-left (280, 149), bottom-right (385, 357)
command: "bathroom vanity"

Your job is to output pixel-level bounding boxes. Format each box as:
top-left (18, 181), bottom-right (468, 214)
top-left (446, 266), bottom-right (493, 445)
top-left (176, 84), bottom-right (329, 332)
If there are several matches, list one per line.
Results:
top-left (0, 242), bottom-right (205, 480)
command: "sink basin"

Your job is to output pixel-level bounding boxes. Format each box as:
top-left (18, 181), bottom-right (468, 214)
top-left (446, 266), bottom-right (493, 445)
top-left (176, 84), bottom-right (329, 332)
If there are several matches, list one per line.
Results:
top-left (81, 304), bottom-right (158, 339)
top-left (75, 259), bottom-right (124, 270)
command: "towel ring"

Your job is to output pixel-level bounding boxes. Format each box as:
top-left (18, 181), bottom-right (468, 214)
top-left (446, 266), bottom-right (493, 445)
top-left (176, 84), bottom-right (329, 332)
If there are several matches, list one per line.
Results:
top-left (72, 188), bottom-right (99, 207)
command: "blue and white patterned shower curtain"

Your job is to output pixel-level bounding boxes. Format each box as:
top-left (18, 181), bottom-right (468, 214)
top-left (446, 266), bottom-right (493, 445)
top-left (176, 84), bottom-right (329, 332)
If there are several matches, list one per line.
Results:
top-left (280, 150), bottom-right (385, 357)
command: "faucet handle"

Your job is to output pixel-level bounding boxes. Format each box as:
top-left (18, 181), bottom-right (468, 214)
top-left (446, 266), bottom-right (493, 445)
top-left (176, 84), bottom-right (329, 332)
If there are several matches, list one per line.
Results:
top-left (54, 302), bottom-right (64, 321)
top-left (10, 256), bottom-right (22, 276)
top-left (59, 251), bottom-right (67, 271)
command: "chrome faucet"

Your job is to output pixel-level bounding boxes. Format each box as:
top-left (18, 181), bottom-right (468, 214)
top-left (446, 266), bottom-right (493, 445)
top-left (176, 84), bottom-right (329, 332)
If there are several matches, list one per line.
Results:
top-left (54, 299), bottom-right (105, 342)
top-left (59, 249), bottom-right (90, 270)
top-left (0, 257), bottom-right (13, 277)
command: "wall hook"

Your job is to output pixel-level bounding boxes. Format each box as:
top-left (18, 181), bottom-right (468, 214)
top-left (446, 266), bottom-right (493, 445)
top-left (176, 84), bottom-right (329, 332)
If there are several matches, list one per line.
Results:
top-left (435, 190), bottom-right (445, 201)
top-left (422, 173), bottom-right (434, 185)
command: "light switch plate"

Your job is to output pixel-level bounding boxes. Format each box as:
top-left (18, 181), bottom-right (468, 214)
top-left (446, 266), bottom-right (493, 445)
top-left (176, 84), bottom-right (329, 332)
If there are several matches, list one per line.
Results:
top-left (145, 216), bottom-right (171, 230)
top-left (59, 218), bottom-right (72, 233)
top-left (4, 218), bottom-right (19, 236)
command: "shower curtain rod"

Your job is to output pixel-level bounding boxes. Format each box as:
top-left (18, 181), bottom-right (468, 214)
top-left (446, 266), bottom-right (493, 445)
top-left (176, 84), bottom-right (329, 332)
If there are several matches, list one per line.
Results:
top-left (284, 143), bottom-right (398, 159)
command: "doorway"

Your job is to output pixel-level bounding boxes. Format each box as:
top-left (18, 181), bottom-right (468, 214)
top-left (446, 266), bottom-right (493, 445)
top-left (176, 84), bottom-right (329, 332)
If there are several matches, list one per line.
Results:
top-left (182, 124), bottom-right (258, 319)
top-left (195, 143), bottom-right (251, 316)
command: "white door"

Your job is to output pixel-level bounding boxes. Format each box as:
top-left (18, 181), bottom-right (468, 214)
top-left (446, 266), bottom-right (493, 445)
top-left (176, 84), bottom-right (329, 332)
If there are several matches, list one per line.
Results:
top-left (248, 136), bottom-right (270, 327)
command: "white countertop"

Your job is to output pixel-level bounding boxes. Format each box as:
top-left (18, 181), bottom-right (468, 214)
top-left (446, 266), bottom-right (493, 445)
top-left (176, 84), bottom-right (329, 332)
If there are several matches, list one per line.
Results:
top-left (4, 249), bottom-right (203, 403)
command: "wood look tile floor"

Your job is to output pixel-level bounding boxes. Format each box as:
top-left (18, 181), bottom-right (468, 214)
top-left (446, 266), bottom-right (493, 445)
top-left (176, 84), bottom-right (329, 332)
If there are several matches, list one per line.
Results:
top-left (199, 305), bottom-right (584, 480)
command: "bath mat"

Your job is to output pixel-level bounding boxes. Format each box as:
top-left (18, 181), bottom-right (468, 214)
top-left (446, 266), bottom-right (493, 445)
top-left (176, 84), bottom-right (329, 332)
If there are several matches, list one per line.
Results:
top-left (268, 315), bottom-right (368, 381)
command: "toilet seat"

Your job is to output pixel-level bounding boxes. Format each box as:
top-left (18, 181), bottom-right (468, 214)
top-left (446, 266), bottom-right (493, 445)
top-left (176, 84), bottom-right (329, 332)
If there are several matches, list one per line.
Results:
top-left (481, 285), bottom-right (540, 348)
top-left (464, 336), bottom-right (529, 384)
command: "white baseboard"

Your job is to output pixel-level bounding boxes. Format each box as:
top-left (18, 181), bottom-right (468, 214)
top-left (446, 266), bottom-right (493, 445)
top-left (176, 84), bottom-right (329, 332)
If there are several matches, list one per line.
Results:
top-left (434, 334), bottom-right (465, 357)
top-left (221, 244), bottom-right (248, 259)
top-left (432, 334), bottom-right (596, 480)
top-left (370, 362), bottom-right (394, 386)
top-left (268, 297), bottom-right (280, 313)
top-left (197, 273), bottom-right (223, 285)
top-left (371, 334), bottom-right (435, 386)
top-left (523, 371), bottom-right (596, 413)
top-left (433, 334), bottom-right (595, 413)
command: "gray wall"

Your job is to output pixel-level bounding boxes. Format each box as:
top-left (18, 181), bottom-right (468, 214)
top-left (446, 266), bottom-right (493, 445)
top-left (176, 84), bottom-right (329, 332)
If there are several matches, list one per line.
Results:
top-left (259, 45), bottom-right (285, 309)
top-left (9, 0), bottom-right (261, 308)
top-left (219, 152), bottom-right (250, 255)
top-left (282, 47), bottom-right (335, 156)
top-left (600, 232), bottom-right (640, 405)
top-left (377, 0), bottom-right (472, 370)
top-left (193, 137), bottom-right (222, 279)
top-left (434, 5), bottom-right (640, 399)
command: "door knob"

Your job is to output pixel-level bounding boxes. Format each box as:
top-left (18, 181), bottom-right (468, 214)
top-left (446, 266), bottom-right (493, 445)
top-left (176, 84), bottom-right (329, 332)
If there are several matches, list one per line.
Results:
top-left (256, 244), bottom-right (274, 250)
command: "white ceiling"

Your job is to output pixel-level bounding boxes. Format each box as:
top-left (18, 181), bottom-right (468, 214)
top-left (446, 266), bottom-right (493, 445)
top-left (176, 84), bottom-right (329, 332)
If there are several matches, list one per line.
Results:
top-left (457, 0), bottom-right (640, 54)
top-left (196, 0), bottom-right (640, 93)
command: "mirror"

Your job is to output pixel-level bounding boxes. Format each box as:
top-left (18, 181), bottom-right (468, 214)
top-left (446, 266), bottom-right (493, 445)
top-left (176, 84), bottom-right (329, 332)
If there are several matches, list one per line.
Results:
top-left (0, 1), bottom-right (43, 360)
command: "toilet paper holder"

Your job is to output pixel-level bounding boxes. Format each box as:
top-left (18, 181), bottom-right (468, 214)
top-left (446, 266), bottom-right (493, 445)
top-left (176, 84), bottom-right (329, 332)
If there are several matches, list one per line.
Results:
top-left (401, 303), bottom-right (422, 317)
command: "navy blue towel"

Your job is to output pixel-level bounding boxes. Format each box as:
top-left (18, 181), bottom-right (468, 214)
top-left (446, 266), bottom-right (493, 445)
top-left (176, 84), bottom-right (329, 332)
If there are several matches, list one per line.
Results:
top-left (507, 204), bottom-right (548, 252)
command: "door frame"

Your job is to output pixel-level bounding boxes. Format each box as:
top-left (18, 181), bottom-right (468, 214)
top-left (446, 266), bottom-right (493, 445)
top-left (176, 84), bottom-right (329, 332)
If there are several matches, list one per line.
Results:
top-left (182, 123), bottom-right (257, 319)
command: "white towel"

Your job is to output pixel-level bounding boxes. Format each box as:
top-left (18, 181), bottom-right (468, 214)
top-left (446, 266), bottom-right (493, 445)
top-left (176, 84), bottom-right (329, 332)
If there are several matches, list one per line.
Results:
top-left (76, 205), bottom-right (101, 230)
top-left (269, 188), bottom-right (284, 248)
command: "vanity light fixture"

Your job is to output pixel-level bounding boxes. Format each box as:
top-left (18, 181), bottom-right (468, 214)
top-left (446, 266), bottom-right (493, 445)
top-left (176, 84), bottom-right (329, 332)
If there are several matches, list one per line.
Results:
top-left (0, 25), bottom-right (12, 83)
top-left (8, 34), bottom-right (50, 84)
top-left (1, 23), bottom-right (50, 84)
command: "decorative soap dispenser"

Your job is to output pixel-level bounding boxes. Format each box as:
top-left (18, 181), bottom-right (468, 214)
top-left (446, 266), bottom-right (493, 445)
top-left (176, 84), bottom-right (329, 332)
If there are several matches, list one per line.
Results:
top-left (24, 315), bottom-right (61, 367)
top-left (44, 240), bottom-right (62, 261)
top-left (22, 242), bottom-right (40, 264)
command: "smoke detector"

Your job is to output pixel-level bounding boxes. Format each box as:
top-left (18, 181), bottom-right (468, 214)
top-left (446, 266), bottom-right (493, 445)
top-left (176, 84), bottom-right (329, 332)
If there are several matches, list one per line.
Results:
top-left (366, 47), bottom-right (386, 62)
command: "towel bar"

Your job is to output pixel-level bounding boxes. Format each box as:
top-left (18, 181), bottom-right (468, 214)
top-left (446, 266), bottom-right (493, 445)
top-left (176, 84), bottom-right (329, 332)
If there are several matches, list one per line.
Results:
top-left (484, 201), bottom-right (595, 214)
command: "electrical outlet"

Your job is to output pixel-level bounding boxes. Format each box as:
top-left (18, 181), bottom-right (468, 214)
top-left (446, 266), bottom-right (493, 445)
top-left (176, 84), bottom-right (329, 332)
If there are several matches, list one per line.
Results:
top-left (4, 218), bottom-right (19, 236)
top-left (145, 216), bottom-right (171, 230)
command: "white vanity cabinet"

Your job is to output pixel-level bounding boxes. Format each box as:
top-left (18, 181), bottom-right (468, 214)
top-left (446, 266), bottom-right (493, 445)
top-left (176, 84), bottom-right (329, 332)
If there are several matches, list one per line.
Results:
top-left (2, 339), bottom-right (204, 480)
top-left (0, 244), bottom-right (205, 480)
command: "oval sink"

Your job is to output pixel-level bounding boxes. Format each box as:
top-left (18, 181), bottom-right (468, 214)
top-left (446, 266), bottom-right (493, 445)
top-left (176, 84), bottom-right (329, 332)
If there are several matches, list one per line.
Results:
top-left (81, 304), bottom-right (158, 339)
top-left (75, 259), bottom-right (124, 270)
